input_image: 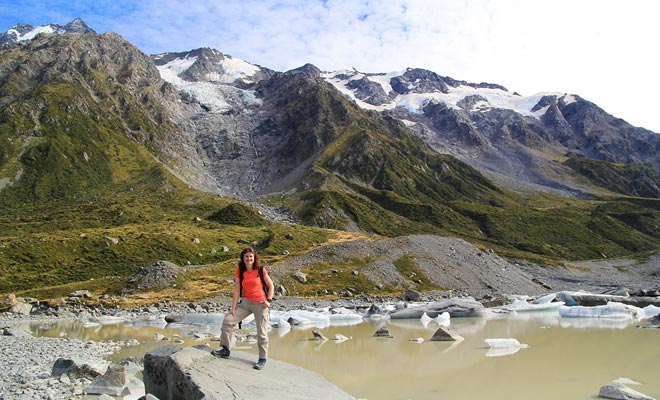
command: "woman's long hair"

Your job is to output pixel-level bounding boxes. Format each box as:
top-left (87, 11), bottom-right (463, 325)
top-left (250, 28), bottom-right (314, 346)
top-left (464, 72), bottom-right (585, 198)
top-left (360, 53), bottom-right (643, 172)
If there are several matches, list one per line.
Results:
top-left (238, 247), bottom-right (260, 272)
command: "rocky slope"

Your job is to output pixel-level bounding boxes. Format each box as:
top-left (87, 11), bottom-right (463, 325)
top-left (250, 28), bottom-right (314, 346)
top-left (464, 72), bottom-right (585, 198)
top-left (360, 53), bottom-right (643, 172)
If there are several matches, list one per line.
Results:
top-left (324, 68), bottom-right (660, 198)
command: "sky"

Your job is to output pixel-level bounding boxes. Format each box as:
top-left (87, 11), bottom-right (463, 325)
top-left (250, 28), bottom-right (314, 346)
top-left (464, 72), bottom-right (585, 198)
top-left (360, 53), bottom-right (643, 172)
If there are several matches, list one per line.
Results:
top-left (2, 0), bottom-right (660, 132)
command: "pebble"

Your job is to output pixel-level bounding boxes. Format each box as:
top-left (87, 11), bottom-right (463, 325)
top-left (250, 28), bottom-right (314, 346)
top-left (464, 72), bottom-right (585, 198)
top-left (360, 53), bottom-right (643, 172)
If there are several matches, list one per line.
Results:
top-left (0, 332), bottom-right (120, 399)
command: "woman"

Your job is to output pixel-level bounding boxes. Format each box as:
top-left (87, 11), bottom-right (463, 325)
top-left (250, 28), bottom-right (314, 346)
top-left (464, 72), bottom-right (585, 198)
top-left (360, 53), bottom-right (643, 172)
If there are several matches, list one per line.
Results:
top-left (214, 247), bottom-right (275, 370)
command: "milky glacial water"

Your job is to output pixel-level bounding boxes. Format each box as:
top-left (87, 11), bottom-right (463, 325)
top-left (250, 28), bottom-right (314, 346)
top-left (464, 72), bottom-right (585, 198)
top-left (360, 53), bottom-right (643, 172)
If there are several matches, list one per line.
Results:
top-left (21, 312), bottom-right (660, 400)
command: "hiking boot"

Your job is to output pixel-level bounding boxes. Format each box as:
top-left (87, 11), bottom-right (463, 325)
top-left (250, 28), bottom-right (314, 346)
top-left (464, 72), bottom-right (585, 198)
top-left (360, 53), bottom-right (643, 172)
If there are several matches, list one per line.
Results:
top-left (212, 346), bottom-right (230, 358)
top-left (253, 358), bottom-right (267, 370)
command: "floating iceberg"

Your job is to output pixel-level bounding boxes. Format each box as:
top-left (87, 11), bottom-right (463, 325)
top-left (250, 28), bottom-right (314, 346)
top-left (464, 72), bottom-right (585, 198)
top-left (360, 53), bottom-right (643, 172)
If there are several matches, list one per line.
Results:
top-left (485, 338), bottom-right (529, 349)
top-left (420, 311), bottom-right (450, 328)
top-left (495, 293), bottom-right (565, 313)
top-left (642, 305), bottom-right (660, 318)
top-left (484, 338), bottom-right (529, 357)
top-left (91, 316), bottom-right (126, 325)
top-left (559, 302), bottom-right (644, 320)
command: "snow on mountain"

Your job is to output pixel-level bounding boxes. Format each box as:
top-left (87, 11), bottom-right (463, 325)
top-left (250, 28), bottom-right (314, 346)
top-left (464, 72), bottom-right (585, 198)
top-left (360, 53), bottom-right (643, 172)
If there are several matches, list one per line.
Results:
top-left (322, 69), bottom-right (576, 120)
top-left (155, 53), bottom-right (262, 112)
top-left (0, 19), bottom-right (96, 45)
top-left (7, 25), bottom-right (56, 42)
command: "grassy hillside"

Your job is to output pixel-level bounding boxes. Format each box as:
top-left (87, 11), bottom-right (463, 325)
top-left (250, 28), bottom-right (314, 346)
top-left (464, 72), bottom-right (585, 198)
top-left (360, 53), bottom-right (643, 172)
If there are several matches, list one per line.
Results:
top-left (563, 157), bottom-right (660, 198)
top-left (2, 33), bottom-right (660, 301)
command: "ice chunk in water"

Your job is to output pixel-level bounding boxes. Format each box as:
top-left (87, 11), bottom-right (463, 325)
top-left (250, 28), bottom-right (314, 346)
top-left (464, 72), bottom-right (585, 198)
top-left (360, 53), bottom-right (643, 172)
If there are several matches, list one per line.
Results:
top-left (485, 338), bottom-right (529, 349)
top-left (559, 302), bottom-right (644, 319)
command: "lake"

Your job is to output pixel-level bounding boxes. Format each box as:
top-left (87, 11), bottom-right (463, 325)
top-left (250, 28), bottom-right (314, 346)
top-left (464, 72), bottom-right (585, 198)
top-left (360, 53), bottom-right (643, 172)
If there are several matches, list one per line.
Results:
top-left (20, 309), bottom-right (660, 400)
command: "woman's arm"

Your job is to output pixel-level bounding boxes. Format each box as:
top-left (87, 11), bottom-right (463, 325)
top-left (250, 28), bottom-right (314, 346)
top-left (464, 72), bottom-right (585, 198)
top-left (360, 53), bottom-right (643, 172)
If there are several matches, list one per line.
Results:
top-left (228, 278), bottom-right (241, 315)
top-left (264, 273), bottom-right (275, 306)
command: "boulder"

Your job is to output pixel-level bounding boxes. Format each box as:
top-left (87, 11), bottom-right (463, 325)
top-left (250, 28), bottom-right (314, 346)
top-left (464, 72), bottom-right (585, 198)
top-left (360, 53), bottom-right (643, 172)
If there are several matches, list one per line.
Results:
top-left (598, 383), bottom-right (656, 400)
top-left (429, 326), bottom-right (463, 342)
top-left (69, 290), bottom-right (92, 298)
top-left (52, 357), bottom-right (109, 379)
top-left (2, 293), bottom-right (17, 307)
top-left (312, 329), bottom-right (328, 341)
top-left (389, 297), bottom-right (485, 318)
top-left (373, 326), bottom-right (394, 338)
top-left (405, 289), bottom-right (421, 301)
top-left (9, 301), bottom-right (32, 315)
top-left (292, 271), bottom-right (307, 283)
top-left (143, 346), bottom-right (354, 400)
top-left (84, 364), bottom-right (130, 396)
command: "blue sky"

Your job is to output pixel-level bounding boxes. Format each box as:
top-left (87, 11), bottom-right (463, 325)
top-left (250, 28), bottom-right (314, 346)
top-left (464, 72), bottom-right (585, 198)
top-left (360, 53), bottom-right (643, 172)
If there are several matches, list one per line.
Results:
top-left (2, 0), bottom-right (660, 132)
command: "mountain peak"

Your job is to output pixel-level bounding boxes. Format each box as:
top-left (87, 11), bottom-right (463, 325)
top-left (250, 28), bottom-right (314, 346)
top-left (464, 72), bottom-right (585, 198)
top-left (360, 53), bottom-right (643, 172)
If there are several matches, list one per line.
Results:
top-left (0, 18), bottom-right (96, 45)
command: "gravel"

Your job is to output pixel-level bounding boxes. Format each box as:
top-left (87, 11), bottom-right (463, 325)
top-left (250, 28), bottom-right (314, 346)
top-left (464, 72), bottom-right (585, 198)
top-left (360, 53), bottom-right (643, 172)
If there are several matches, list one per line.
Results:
top-left (0, 328), bottom-right (122, 400)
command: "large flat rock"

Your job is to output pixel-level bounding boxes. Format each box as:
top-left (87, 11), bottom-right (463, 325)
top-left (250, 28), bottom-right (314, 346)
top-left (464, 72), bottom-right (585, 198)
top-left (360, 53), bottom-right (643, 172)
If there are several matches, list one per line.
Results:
top-left (144, 345), bottom-right (354, 400)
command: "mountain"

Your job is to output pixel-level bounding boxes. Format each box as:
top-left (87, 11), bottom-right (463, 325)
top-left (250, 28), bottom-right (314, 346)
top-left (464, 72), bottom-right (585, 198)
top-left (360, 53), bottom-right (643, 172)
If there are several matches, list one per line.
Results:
top-left (1, 20), bottom-right (660, 293)
top-left (323, 69), bottom-right (660, 198)
top-left (0, 18), bottom-right (96, 45)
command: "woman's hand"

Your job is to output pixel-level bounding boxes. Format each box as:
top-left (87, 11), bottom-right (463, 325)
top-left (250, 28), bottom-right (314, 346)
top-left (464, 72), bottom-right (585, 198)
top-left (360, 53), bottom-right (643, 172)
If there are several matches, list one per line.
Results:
top-left (226, 309), bottom-right (235, 316)
top-left (263, 300), bottom-right (270, 308)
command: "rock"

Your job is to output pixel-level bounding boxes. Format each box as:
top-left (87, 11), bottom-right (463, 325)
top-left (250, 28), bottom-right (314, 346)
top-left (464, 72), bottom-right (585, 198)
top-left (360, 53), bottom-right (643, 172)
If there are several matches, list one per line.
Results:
top-left (409, 337), bottom-right (424, 343)
top-left (84, 364), bottom-right (128, 396)
top-left (646, 314), bottom-right (660, 328)
top-left (104, 236), bottom-right (119, 245)
top-left (292, 270), bottom-right (307, 283)
top-left (2, 293), bottom-right (17, 307)
top-left (9, 302), bottom-right (32, 315)
top-left (222, 245), bottom-right (230, 252)
top-left (287, 317), bottom-right (302, 326)
top-left (429, 326), bottom-right (464, 342)
top-left (2, 327), bottom-right (30, 337)
top-left (143, 346), bottom-right (354, 400)
top-left (598, 383), bottom-right (656, 400)
top-left (69, 290), bottom-right (92, 298)
top-left (405, 288), bottom-right (421, 301)
top-left (602, 287), bottom-right (631, 296)
top-left (51, 357), bottom-right (109, 379)
top-left (275, 285), bottom-right (288, 296)
top-left (128, 261), bottom-right (184, 290)
top-left (192, 237), bottom-right (200, 244)
top-left (390, 297), bottom-right (485, 318)
top-left (165, 314), bottom-right (183, 323)
top-left (312, 329), bottom-right (327, 341)
top-left (373, 326), bottom-right (394, 338)
top-left (364, 304), bottom-right (386, 317)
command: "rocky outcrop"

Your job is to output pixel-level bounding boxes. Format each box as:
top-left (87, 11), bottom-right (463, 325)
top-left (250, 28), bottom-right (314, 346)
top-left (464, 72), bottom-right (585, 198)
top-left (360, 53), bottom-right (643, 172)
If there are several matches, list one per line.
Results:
top-left (143, 345), bottom-right (355, 400)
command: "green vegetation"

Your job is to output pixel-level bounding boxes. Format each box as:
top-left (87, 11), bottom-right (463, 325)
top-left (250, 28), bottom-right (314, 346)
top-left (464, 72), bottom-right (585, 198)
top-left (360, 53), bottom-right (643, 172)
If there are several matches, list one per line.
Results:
top-left (275, 256), bottom-right (381, 297)
top-left (564, 157), bottom-right (660, 198)
top-left (2, 34), bottom-right (660, 303)
top-left (208, 203), bottom-right (267, 227)
top-left (393, 254), bottom-right (437, 291)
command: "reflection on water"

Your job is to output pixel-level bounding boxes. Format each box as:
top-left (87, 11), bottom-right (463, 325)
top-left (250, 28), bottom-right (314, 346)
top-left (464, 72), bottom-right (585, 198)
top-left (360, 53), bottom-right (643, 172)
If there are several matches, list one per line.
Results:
top-left (19, 312), bottom-right (660, 400)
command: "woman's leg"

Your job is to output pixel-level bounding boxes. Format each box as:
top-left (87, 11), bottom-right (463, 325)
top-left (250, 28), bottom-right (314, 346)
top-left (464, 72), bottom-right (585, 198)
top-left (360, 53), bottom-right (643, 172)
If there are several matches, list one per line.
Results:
top-left (251, 301), bottom-right (270, 360)
top-left (220, 302), bottom-right (252, 349)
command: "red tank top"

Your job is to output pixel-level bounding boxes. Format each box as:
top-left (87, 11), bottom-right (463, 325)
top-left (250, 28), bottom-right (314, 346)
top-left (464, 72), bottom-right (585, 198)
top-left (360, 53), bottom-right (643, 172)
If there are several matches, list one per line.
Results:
top-left (235, 268), bottom-right (268, 302)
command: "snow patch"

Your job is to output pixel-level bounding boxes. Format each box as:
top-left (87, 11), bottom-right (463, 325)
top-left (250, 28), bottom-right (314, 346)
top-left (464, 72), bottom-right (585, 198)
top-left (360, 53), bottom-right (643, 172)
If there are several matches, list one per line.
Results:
top-left (323, 69), bottom-right (572, 120)
top-left (9, 25), bottom-right (56, 42)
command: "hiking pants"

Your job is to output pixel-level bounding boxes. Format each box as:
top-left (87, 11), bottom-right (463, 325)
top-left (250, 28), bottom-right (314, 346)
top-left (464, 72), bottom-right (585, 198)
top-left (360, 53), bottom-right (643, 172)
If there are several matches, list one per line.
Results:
top-left (221, 298), bottom-right (270, 359)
